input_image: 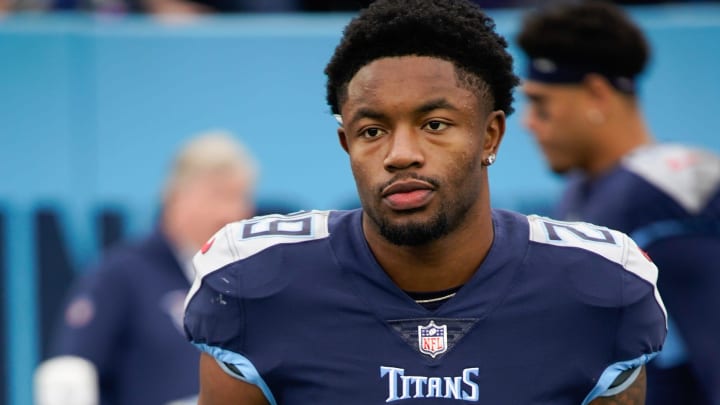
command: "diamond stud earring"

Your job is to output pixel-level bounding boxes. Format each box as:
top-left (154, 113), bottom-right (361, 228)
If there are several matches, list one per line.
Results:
top-left (484, 153), bottom-right (496, 166)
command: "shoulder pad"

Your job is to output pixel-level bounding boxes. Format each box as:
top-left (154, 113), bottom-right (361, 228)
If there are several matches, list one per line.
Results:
top-left (622, 144), bottom-right (720, 213)
top-left (187, 210), bottom-right (331, 296)
top-left (527, 215), bottom-right (660, 290)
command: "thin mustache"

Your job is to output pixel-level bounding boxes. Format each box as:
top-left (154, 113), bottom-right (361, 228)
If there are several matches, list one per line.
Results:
top-left (378, 174), bottom-right (440, 194)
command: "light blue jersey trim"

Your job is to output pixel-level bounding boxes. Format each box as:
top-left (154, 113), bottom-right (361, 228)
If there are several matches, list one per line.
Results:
top-left (630, 219), bottom-right (720, 249)
top-left (194, 343), bottom-right (278, 405)
top-left (599, 366), bottom-right (642, 397)
top-left (581, 352), bottom-right (659, 405)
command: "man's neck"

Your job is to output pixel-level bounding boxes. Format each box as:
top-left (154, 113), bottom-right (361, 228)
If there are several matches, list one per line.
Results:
top-left (161, 214), bottom-right (203, 254)
top-left (586, 110), bottom-right (654, 176)
top-left (362, 206), bottom-right (494, 293)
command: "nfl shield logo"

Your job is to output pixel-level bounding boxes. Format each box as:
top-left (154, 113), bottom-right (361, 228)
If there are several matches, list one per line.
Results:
top-left (418, 320), bottom-right (447, 358)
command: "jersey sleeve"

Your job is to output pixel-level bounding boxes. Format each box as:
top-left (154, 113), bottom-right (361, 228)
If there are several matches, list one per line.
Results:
top-left (184, 222), bottom-right (274, 399)
top-left (527, 215), bottom-right (668, 402)
top-left (183, 223), bottom-right (248, 373)
top-left (184, 211), bottom-right (331, 404)
top-left (583, 233), bottom-right (668, 403)
top-left (617, 234), bottom-right (667, 356)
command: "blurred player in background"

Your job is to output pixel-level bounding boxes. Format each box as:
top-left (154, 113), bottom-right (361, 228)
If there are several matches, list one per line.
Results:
top-left (517, 2), bottom-right (720, 404)
top-left (36, 131), bottom-right (258, 405)
top-left (184, 1), bottom-right (666, 404)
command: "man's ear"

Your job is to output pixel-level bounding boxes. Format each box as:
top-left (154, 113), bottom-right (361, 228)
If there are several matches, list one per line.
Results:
top-left (338, 127), bottom-right (349, 153)
top-left (582, 74), bottom-right (615, 124)
top-left (483, 110), bottom-right (506, 157)
top-left (583, 73), bottom-right (614, 104)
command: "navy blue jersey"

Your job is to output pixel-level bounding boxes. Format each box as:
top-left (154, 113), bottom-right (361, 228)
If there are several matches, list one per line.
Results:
top-left (185, 209), bottom-right (666, 404)
top-left (554, 144), bottom-right (720, 404)
top-left (51, 229), bottom-right (199, 405)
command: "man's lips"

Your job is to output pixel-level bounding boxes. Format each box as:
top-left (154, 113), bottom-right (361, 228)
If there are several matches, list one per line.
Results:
top-left (381, 180), bottom-right (435, 210)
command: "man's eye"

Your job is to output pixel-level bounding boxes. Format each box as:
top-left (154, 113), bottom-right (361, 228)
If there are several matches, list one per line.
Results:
top-left (424, 121), bottom-right (448, 131)
top-left (535, 107), bottom-right (550, 121)
top-left (530, 102), bottom-right (550, 121)
top-left (361, 127), bottom-right (383, 138)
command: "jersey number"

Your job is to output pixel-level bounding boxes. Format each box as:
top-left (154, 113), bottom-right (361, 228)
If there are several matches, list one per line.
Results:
top-left (542, 220), bottom-right (616, 245)
top-left (241, 216), bottom-right (313, 239)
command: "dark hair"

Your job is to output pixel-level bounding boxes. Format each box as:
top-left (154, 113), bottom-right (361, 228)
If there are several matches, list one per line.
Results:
top-left (517, 1), bottom-right (650, 78)
top-left (324, 0), bottom-right (519, 116)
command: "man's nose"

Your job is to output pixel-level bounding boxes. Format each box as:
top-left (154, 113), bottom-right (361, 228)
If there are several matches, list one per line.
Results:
top-left (383, 127), bottom-right (425, 171)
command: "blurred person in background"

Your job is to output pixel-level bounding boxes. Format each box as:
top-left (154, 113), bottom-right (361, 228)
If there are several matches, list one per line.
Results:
top-left (517, 2), bottom-right (720, 404)
top-left (35, 130), bottom-right (259, 405)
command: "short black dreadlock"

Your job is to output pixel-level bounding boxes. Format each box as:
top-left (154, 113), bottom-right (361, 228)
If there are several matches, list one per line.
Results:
top-left (324, 0), bottom-right (519, 116)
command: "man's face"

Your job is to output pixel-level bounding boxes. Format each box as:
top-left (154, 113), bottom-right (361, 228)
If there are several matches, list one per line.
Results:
top-left (175, 168), bottom-right (255, 248)
top-left (338, 56), bottom-right (495, 246)
top-left (522, 80), bottom-right (597, 174)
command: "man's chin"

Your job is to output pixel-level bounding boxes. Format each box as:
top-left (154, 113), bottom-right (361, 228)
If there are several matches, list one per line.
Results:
top-left (549, 163), bottom-right (573, 175)
top-left (378, 217), bottom-right (448, 247)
